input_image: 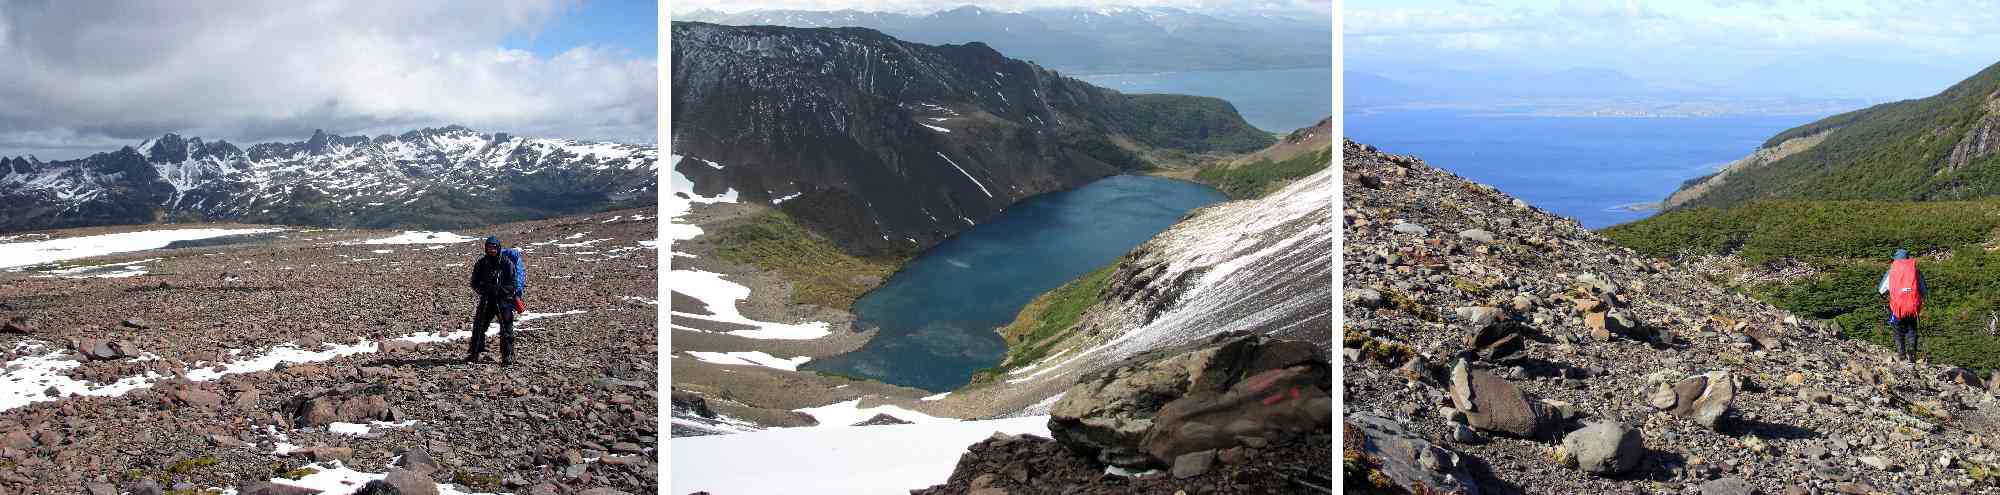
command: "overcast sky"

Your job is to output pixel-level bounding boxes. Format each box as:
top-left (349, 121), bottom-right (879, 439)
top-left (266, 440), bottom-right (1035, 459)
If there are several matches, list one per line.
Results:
top-left (1346, 0), bottom-right (2000, 100)
top-left (668, 0), bottom-right (1333, 20)
top-left (0, 0), bottom-right (657, 161)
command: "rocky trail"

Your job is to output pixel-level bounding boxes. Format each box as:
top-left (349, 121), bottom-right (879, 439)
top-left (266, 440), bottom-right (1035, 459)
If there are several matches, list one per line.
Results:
top-left (0, 209), bottom-right (659, 494)
top-left (1343, 138), bottom-right (2000, 495)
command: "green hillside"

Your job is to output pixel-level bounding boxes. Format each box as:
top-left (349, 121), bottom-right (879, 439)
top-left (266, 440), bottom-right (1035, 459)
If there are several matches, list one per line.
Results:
top-left (1673, 61), bottom-right (2000, 210)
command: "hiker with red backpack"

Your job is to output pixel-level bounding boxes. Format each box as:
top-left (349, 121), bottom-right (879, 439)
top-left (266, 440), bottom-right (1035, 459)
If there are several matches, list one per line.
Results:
top-left (1878, 249), bottom-right (1929, 362)
top-left (468, 235), bottom-right (522, 366)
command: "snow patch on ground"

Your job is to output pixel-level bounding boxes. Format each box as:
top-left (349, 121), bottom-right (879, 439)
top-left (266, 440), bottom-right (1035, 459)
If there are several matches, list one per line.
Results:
top-left (0, 228), bottom-right (281, 270)
top-left (360, 231), bottom-right (479, 245)
top-left (672, 416), bottom-right (1050, 494)
top-left (665, 269), bottom-right (832, 340)
top-left (327, 420), bottom-right (418, 436)
top-left (794, 398), bottom-right (950, 427)
top-left (217, 460), bottom-right (500, 495)
top-left (920, 123), bottom-right (952, 133)
top-left (684, 351), bottom-right (811, 371)
top-left (919, 392), bottom-right (950, 401)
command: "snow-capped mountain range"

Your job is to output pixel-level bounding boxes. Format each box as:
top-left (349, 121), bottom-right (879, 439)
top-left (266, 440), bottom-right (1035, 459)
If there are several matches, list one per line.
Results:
top-left (0, 126), bottom-right (657, 233)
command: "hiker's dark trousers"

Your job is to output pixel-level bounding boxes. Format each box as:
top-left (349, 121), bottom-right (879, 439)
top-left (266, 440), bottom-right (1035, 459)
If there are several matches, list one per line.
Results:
top-left (1893, 315), bottom-right (1919, 361)
top-left (471, 298), bottom-right (516, 360)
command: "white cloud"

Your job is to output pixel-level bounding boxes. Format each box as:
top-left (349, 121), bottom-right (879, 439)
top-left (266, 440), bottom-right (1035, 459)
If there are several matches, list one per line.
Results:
top-left (1345, 0), bottom-right (2000, 97)
top-left (0, 0), bottom-right (655, 160)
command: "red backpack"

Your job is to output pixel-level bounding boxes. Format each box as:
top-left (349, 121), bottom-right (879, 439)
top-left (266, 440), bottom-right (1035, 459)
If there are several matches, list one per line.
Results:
top-left (1888, 259), bottom-right (1922, 319)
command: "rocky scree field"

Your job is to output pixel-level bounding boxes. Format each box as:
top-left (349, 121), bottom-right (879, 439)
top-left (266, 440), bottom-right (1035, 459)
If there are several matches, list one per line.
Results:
top-left (1344, 139), bottom-right (2000, 495)
top-left (0, 209), bottom-right (658, 494)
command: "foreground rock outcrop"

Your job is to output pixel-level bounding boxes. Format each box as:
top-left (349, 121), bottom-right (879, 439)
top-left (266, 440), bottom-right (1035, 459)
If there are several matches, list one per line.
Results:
top-left (1344, 139), bottom-right (2000, 494)
top-left (919, 332), bottom-right (1333, 494)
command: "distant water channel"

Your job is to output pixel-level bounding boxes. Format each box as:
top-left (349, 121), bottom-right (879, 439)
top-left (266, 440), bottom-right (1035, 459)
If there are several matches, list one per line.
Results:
top-left (801, 175), bottom-right (1228, 392)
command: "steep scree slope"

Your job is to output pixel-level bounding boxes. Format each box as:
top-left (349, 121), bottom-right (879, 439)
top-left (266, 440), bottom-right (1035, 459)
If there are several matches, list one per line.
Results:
top-left (1345, 139), bottom-right (2000, 494)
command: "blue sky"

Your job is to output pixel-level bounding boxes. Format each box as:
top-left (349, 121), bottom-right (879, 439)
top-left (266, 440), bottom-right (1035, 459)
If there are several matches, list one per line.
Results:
top-left (507, 0), bottom-right (658, 58)
top-left (1345, 0), bottom-right (2000, 100)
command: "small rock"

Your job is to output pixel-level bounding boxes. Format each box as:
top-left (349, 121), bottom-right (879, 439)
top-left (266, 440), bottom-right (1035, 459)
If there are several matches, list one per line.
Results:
top-left (1457, 229), bottom-right (1496, 243)
top-left (1699, 477), bottom-right (1752, 495)
top-left (1561, 421), bottom-right (1644, 475)
top-left (1858, 456), bottom-right (1896, 471)
top-left (1393, 223), bottom-right (1430, 236)
top-left (1171, 450), bottom-right (1216, 479)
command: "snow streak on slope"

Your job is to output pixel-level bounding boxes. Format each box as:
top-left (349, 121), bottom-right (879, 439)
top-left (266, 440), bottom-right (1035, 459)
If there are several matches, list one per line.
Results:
top-left (999, 169), bottom-right (1333, 397)
top-left (936, 152), bottom-right (992, 198)
top-left (672, 416), bottom-right (1051, 494)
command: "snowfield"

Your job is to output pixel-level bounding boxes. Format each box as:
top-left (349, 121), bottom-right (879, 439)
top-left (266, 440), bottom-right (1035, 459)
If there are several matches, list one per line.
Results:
top-left (672, 416), bottom-right (1051, 494)
top-left (0, 228), bottom-right (282, 270)
top-left (359, 231), bottom-right (480, 245)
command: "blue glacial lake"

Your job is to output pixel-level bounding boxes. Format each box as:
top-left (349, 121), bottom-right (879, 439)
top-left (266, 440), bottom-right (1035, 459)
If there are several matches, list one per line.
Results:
top-left (801, 175), bottom-right (1228, 392)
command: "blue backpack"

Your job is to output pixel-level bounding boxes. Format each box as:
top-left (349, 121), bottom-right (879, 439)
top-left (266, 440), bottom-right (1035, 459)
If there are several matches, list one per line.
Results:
top-left (501, 248), bottom-right (526, 298)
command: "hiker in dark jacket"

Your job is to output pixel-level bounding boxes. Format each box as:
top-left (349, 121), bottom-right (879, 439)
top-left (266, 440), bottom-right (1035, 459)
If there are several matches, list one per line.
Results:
top-left (468, 235), bottom-right (519, 365)
top-left (1878, 249), bottom-right (1929, 362)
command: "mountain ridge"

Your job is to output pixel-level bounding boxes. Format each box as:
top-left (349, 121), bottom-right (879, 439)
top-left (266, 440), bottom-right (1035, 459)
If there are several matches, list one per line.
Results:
top-left (673, 5), bottom-right (1329, 75)
top-left (0, 125), bottom-right (658, 233)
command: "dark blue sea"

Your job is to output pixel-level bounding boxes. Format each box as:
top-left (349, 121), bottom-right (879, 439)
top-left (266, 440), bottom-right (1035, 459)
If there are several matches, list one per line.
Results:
top-left (1080, 67), bottom-right (1333, 134)
top-left (1344, 110), bottom-right (1818, 228)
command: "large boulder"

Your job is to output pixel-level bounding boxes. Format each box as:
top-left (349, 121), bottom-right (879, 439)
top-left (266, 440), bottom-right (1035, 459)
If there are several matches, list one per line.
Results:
top-left (1561, 421), bottom-right (1645, 475)
top-left (1940, 368), bottom-right (1984, 389)
top-left (1450, 359), bottom-right (1554, 438)
top-left (286, 388), bottom-right (399, 426)
top-left (356, 468), bottom-right (436, 495)
top-left (1347, 411), bottom-right (1482, 494)
top-left (1666, 371), bottom-right (1737, 429)
top-left (1, 316), bottom-right (35, 334)
top-left (75, 339), bottom-right (141, 360)
top-left (1049, 331), bottom-right (1329, 469)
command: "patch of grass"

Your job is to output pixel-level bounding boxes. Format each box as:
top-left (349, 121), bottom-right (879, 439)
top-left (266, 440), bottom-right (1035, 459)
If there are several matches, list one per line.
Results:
top-left (811, 370), bottom-right (878, 383)
top-left (452, 472), bottom-right (503, 491)
top-left (168, 456), bottom-right (217, 475)
top-left (1343, 330), bottom-right (1414, 367)
top-left (1382, 287), bottom-right (1441, 323)
top-left (1194, 148), bottom-right (1332, 199)
top-left (279, 467), bottom-right (319, 480)
top-left (992, 263), bottom-right (1119, 371)
top-left (713, 210), bottom-right (905, 310)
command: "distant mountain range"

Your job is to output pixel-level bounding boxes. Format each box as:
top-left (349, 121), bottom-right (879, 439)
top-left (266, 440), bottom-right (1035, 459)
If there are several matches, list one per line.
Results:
top-left (670, 21), bottom-right (1271, 256)
top-left (0, 126), bottom-right (657, 233)
top-left (675, 6), bottom-right (1330, 75)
